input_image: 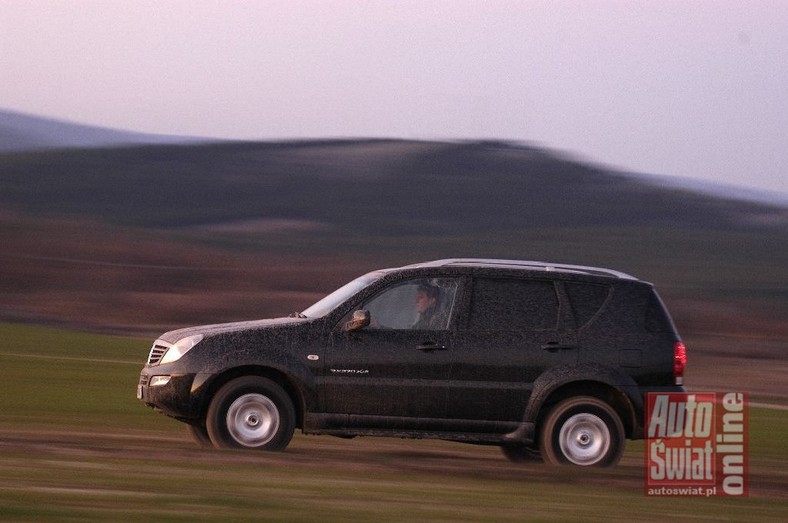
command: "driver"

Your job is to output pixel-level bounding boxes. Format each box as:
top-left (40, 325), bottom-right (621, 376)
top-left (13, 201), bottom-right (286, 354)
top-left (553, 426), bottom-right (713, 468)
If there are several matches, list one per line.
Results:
top-left (412, 282), bottom-right (446, 330)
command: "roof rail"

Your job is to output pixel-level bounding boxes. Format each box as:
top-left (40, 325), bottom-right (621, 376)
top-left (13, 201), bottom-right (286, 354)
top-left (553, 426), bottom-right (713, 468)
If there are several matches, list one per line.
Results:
top-left (405, 258), bottom-right (637, 280)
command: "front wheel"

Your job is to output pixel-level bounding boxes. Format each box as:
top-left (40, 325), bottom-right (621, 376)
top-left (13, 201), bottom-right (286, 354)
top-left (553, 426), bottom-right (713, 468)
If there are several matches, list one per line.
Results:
top-left (206, 376), bottom-right (295, 451)
top-left (187, 423), bottom-right (213, 448)
top-left (539, 396), bottom-right (624, 467)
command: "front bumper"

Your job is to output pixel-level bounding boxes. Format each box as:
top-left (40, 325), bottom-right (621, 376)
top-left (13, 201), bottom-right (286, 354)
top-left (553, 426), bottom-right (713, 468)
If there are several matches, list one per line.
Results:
top-left (137, 369), bottom-right (204, 421)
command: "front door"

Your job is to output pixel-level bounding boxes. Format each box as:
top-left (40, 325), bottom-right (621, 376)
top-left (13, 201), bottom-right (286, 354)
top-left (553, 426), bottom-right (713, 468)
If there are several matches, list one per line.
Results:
top-left (322, 278), bottom-right (460, 425)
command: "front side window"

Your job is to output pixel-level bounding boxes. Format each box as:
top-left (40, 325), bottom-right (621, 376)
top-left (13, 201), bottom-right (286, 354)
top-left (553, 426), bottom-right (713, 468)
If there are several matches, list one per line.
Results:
top-left (361, 278), bottom-right (458, 330)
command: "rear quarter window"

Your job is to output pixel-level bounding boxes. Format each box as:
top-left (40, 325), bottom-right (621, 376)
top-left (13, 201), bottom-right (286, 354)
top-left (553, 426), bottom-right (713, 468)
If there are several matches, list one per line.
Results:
top-left (645, 291), bottom-right (674, 332)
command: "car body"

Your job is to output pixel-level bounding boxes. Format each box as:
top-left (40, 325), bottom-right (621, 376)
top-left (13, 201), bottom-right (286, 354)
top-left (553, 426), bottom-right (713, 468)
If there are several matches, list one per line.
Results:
top-left (137, 258), bottom-right (687, 466)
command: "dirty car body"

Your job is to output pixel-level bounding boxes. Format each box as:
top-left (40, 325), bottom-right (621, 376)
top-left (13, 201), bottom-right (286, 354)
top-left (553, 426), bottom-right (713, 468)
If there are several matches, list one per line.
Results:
top-left (138, 259), bottom-right (687, 467)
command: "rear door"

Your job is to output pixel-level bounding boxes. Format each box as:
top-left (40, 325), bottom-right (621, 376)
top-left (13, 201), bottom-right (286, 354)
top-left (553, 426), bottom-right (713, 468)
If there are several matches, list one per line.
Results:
top-left (447, 276), bottom-right (578, 423)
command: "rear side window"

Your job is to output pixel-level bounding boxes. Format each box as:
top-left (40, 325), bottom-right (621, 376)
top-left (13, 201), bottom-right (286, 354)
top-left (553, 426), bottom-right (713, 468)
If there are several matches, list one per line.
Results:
top-left (564, 282), bottom-right (610, 329)
top-left (468, 278), bottom-right (558, 331)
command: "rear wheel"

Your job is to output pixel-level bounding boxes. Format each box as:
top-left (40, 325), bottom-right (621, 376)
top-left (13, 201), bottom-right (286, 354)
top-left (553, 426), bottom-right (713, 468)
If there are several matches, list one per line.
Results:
top-left (206, 376), bottom-right (295, 451)
top-left (539, 396), bottom-right (624, 467)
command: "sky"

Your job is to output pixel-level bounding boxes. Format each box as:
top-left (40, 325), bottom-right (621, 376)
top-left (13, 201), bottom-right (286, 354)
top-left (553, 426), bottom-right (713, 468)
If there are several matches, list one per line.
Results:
top-left (2, 1), bottom-right (787, 195)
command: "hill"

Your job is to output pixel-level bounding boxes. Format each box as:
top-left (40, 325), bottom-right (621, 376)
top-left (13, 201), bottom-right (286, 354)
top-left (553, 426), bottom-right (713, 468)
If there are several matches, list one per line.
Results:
top-left (1, 139), bottom-right (785, 235)
top-left (0, 109), bottom-right (199, 152)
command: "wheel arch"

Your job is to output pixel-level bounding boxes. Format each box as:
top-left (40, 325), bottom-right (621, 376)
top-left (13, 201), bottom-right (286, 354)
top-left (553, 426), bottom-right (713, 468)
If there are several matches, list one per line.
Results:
top-left (198, 366), bottom-right (308, 430)
top-left (525, 365), bottom-right (642, 440)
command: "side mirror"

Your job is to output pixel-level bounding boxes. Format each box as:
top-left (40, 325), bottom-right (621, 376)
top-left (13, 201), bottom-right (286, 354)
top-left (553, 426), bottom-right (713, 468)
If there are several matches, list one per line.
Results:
top-left (343, 310), bottom-right (371, 332)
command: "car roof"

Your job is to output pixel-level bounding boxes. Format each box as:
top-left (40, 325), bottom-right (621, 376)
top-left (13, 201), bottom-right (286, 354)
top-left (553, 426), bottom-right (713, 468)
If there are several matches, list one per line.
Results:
top-left (399, 258), bottom-right (638, 280)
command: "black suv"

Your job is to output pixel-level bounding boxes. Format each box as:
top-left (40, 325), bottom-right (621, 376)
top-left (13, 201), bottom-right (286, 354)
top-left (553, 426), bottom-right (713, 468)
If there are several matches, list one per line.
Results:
top-left (137, 259), bottom-right (687, 467)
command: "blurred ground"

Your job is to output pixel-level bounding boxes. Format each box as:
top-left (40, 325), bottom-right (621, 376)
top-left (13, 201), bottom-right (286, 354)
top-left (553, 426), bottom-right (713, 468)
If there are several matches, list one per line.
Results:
top-left (0, 420), bottom-right (786, 514)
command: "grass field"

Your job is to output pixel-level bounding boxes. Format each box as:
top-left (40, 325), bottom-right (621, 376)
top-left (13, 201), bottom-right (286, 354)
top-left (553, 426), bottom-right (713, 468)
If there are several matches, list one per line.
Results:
top-left (0, 323), bottom-right (786, 522)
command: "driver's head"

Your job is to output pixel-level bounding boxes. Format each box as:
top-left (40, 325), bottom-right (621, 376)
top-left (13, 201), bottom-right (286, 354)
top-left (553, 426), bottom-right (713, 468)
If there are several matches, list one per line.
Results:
top-left (416, 283), bottom-right (440, 313)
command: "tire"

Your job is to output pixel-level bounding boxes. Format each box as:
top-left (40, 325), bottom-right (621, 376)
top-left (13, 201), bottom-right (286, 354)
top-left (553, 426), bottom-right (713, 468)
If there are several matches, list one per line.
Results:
top-left (187, 423), bottom-right (213, 448)
top-left (206, 376), bottom-right (295, 451)
top-left (539, 396), bottom-right (624, 467)
top-left (500, 444), bottom-right (542, 463)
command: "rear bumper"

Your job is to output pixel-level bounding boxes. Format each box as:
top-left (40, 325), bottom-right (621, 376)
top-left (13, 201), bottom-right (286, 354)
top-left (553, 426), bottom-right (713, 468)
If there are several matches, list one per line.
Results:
top-left (631, 384), bottom-right (687, 439)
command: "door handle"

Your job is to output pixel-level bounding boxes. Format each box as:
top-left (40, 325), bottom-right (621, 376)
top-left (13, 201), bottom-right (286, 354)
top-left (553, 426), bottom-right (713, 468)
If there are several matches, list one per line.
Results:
top-left (416, 341), bottom-right (447, 352)
top-left (542, 342), bottom-right (574, 352)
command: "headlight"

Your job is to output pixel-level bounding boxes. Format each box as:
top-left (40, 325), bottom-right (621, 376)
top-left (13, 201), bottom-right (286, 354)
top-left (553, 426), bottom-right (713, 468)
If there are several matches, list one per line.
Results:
top-left (159, 334), bottom-right (204, 365)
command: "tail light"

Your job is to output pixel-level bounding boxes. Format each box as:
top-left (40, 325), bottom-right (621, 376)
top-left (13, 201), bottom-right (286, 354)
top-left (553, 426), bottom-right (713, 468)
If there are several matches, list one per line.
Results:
top-left (673, 341), bottom-right (687, 385)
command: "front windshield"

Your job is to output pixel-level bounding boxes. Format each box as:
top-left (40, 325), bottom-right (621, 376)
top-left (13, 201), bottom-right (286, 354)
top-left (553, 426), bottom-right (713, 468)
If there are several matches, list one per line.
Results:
top-left (301, 272), bottom-right (384, 318)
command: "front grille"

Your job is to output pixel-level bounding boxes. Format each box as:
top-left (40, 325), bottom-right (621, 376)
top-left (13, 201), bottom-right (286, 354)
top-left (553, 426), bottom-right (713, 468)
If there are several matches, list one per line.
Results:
top-left (147, 342), bottom-right (169, 365)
